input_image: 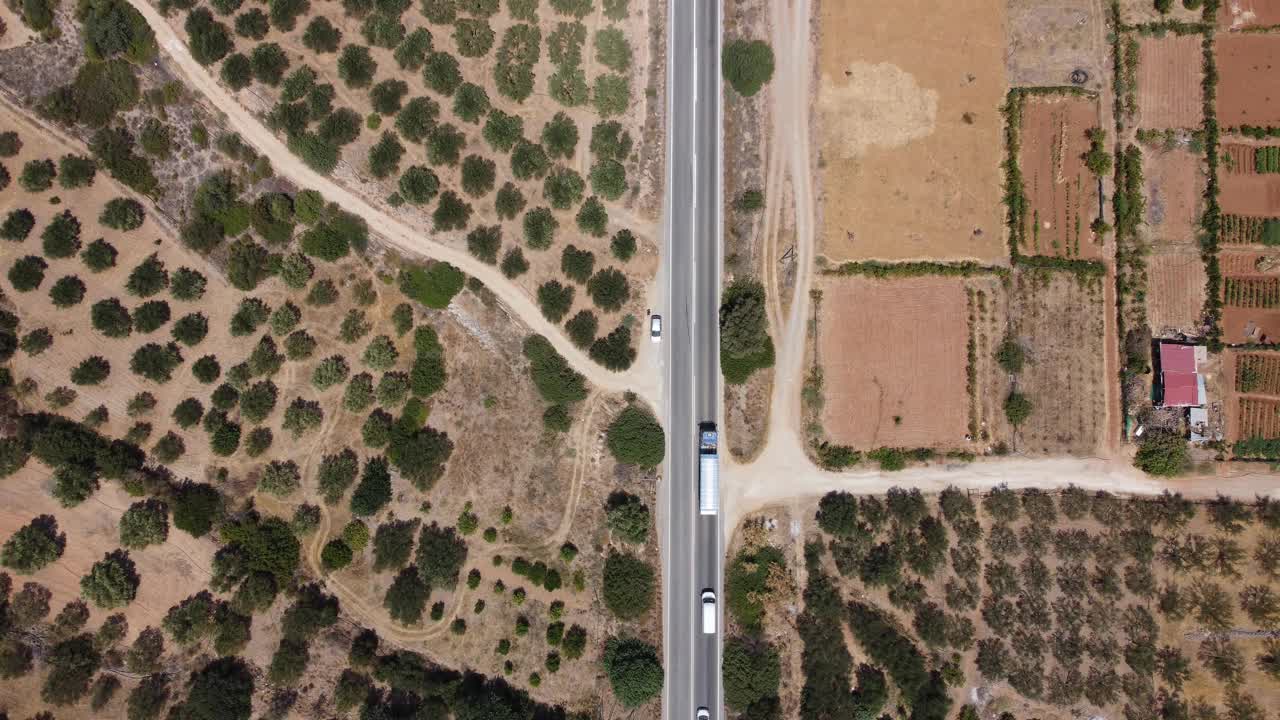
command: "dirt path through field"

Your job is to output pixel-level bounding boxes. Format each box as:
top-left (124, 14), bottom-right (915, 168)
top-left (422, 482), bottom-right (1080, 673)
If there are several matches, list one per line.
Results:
top-left (761, 0), bottom-right (816, 443)
top-left (124, 0), bottom-right (657, 406)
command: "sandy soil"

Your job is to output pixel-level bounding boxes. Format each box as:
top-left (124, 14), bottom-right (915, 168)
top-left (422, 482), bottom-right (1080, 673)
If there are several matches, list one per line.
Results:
top-left (1018, 94), bottom-right (1104, 259)
top-left (1006, 0), bottom-right (1107, 92)
top-left (1216, 33), bottom-right (1280, 127)
top-left (814, 0), bottom-right (1006, 263)
top-left (1221, 250), bottom-right (1280, 274)
top-left (121, 0), bottom-right (659, 405)
top-left (1220, 0), bottom-right (1280, 29)
top-left (1222, 305), bottom-right (1280, 343)
top-left (815, 276), bottom-right (972, 449)
top-left (1145, 147), bottom-right (1206, 245)
top-left (1137, 35), bottom-right (1204, 130)
top-left (1219, 173), bottom-right (1280, 216)
top-left (1146, 251), bottom-right (1208, 335)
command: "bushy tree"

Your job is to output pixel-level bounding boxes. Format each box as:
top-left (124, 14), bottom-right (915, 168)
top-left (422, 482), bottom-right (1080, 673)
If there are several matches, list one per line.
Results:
top-left (41, 633), bottom-right (101, 706)
top-left (302, 16), bottom-right (341, 52)
top-left (603, 636), bottom-right (662, 707)
top-left (8, 255), bottom-right (47, 292)
top-left (423, 51), bottom-right (462, 95)
top-left (537, 280), bottom-right (575, 321)
top-left (606, 405), bottom-right (664, 467)
top-left (722, 39), bottom-right (774, 97)
top-left (338, 44), bottom-right (378, 87)
top-left (41, 210), bottom-right (82, 259)
top-left (120, 499), bottom-right (169, 549)
top-left (603, 551), bottom-right (654, 619)
top-left (384, 565), bottom-right (429, 624)
top-left (1, 515), bottom-right (66, 573)
top-left (80, 549), bottom-right (140, 608)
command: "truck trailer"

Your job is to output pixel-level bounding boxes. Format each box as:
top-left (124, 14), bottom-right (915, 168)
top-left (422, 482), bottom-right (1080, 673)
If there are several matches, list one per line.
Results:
top-left (698, 424), bottom-right (719, 516)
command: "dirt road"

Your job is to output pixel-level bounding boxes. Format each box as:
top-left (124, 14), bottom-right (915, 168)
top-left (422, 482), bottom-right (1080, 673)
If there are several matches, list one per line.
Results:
top-left (124, 0), bottom-right (659, 405)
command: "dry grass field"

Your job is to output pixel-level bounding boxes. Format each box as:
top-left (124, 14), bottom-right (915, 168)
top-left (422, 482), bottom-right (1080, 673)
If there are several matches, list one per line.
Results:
top-left (1216, 33), bottom-right (1280, 127)
top-left (1146, 252), bottom-right (1208, 335)
top-left (815, 0), bottom-right (1006, 263)
top-left (1136, 35), bottom-right (1203, 130)
top-left (1005, 0), bottom-right (1106, 91)
top-left (1008, 271), bottom-right (1107, 455)
top-left (1018, 94), bottom-right (1104, 260)
top-left (815, 276), bottom-right (973, 449)
top-left (1145, 147), bottom-right (1204, 245)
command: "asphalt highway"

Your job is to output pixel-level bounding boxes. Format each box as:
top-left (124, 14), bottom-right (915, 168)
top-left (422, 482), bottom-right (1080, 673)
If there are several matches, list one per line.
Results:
top-left (663, 0), bottom-right (722, 717)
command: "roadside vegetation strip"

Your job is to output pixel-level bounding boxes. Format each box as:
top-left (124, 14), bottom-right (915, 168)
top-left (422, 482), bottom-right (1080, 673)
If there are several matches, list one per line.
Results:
top-left (823, 259), bottom-right (1010, 279)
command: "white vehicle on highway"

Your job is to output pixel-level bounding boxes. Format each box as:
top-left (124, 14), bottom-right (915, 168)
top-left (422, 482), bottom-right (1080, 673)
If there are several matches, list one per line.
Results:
top-left (696, 709), bottom-right (711, 720)
top-left (701, 590), bottom-right (716, 634)
top-left (650, 314), bottom-right (662, 342)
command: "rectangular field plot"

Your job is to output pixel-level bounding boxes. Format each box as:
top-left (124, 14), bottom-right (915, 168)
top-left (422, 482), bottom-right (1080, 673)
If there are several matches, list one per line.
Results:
top-left (816, 0), bottom-right (1007, 263)
top-left (1145, 147), bottom-right (1204, 244)
top-left (1219, 0), bottom-right (1280, 30)
top-left (1223, 276), bottom-right (1280, 308)
top-left (1216, 34), bottom-right (1280, 127)
top-left (816, 276), bottom-right (972, 449)
top-left (1223, 306), bottom-right (1280, 343)
top-left (1147, 253), bottom-right (1207, 334)
top-left (1235, 352), bottom-right (1280, 394)
top-left (1237, 396), bottom-right (1280, 439)
top-left (1017, 94), bottom-right (1104, 259)
top-left (1220, 215), bottom-right (1280, 245)
top-left (1136, 35), bottom-right (1203, 129)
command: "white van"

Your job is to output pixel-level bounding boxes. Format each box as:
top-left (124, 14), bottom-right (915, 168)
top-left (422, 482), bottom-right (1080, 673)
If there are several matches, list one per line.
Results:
top-left (701, 590), bottom-right (716, 634)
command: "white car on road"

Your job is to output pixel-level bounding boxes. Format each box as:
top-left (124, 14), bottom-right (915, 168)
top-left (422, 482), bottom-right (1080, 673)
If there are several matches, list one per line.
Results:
top-left (650, 314), bottom-right (662, 342)
top-left (701, 590), bottom-right (716, 634)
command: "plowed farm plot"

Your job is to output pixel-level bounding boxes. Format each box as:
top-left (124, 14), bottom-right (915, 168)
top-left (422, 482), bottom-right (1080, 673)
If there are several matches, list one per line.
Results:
top-left (1223, 275), bottom-right (1280, 307)
top-left (1146, 253), bottom-right (1207, 334)
top-left (1220, 250), bottom-right (1280, 273)
top-left (816, 276), bottom-right (974, 449)
top-left (1216, 34), bottom-right (1280, 127)
top-left (1220, 0), bottom-right (1280, 30)
top-left (1145, 147), bottom-right (1205, 243)
top-left (1236, 396), bottom-right (1280, 439)
top-left (1018, 94), bottom-right (1103, 259)
top-left (1137, 35), bottom-right (1204, 129)
top-left (1235, 352), bottom-right (1280, 394)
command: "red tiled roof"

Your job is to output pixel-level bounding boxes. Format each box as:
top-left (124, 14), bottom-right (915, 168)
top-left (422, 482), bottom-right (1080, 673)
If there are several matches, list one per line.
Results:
top-left (1163, 371), bottom-right (1200, 406)
top-left (1160, 343), bottom-right (1197, 373)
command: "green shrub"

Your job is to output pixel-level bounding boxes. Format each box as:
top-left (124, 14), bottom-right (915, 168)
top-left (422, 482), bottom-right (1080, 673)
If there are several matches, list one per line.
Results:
top-left (48, 275), bottom-right (86, 308)
top-left (606, 405), bottom-right (664, 467)
top-left (126, 254), bottom-right (168, 297)
top-left (133, 300), bottom-right (172, 334)
top-left (587, 267), bottom-right (629, 311)
top-left (603, 636), bottom-right (662, 707)
top-left (592, 74), bottom-right (629, 117)
top-left (719, 278), bottom-right (774, 383)
top-left (186, 8), bottom-right (233, 66)
top-left (602, 552), bottom-right (654, 619)
top-left (383, 566), bottom-right (428, 624)
top-left (1, 209), bottom-right (35, 242)
top-left (722, 39), bottom-right (775, 97)
top-left (338, 45), bottom-right (378, 87)
top-left (1, 514), bottom-right (66, 573)
top-left (501, 247), bottom-right (530, 278)
top-left (423, 51), bottom-right (462, 95)
top-left (396, 96), bottom-right (439, 142)
top-left (432, 190), bottom-right (472, 231)
top-left (454, 17), bottom-right (494, 56)
top-left (41, 211), bottom-right (82, 259)
top-left (537, 280), bottom-right (575, 321)
top-left (99, 198), bottom-right (144, 231)
top-left (236, 8), bottom-right (270, 39)
top-left (576, 196), bottom-right (608, 236)
top-left (723, 635), bottom-right (781, 711)
top-left (1003, 391), bottom-right (1032, 426)
top-left (543, 167), bottom-right (585, 209)
top-left (302, 16), bottom-right (341, 52)
top-left (399, 261), bottom-right (465, 308)
top-left (484, 110), bottom-right (524, 151)
top-left (370, 79), bottom-right (409, 115)
top-left (523, 334), bottom-right (587, 403)
top-left (71, 356), bottom-right (111, 385)
top-left (395, 28), bottom-right (432, 69)
top-left (130, 343), bottom-right (183, 383)
top-left (368, 131), bottom-right (405, 179)
top-left (58, 155), bottom-right (96, 188)
top-left (18, 159), bottom-right (55, 193)
top-left (321, 540), bottom-right (353, 571)
top-left (362, 11), bottom-right (405, 48)
top-left (1135, 430), bottom-right (1189, 476)
top-left (511, 140), bottom-right (550, 181)
top-left (466, 225), bottom-right (502, 263)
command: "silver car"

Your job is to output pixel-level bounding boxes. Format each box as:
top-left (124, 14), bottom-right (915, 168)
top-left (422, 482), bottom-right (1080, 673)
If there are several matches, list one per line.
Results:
top-left (650, 314), bottom-right (662, 342)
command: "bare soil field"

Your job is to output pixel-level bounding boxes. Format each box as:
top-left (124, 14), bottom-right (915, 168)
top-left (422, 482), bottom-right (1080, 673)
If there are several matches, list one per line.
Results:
top-left (1216, 33), bottom-right (1280, 127)
top-left (1136, 35), bottom-right (1203, 129)
top-left (1006, 0), bottom-right (1107, 92)
top-left (1219, 0), bottom-right (1280, 29)
top-left (1146, 252), bottom-right (1208, 335)
top-left (1008, 270), bottom-right (1107, 454)
top-left (815, 0), bottom-right (1006, 263)
top-left (776, 488), bottom-right (1280, 720)
top-left (1224, 304), bottom-right (1280, 343)
top-left (1018, 94), bottom-right (1104, 259)
top-left (1219, 250), bottom-right (1280, 274)
top-left (1145, 147), bottom-right (1205, 244)
top-left (815, 276), bottom-right (973, 449)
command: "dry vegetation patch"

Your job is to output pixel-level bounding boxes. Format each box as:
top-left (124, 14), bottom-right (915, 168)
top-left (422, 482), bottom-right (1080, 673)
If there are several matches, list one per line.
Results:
top-left (1147, 252), bottom-right (1208, 336)
top-left (815, 0), bottom-right (1006, 263)
top-left (1016, 93), bottom-right (1103, 260)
